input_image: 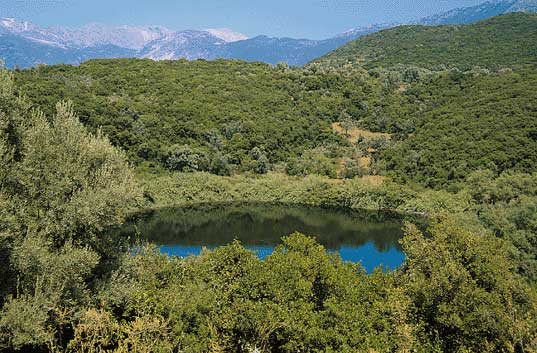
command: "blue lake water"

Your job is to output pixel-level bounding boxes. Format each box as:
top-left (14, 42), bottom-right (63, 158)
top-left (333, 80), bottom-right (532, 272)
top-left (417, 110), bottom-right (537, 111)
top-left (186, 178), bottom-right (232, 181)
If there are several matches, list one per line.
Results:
top-left (120, 203), bottom-right (406, 272)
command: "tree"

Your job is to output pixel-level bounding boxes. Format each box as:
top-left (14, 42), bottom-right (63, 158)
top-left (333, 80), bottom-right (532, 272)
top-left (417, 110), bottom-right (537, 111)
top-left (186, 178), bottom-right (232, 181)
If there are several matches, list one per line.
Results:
top-left (341, 159), bottom-right (365, 179)
top-left (210, 152), bottom-right (232, 176)
top-left (339, 110), bottom-right (354, 137)
top-left (401, 217), bottom-right (537, 352)
top-left (286, 147), bottom-right (338, 178)
top-left (1, 100), bottom-right (142, 249)
top-left (166, 145), bottom-right (206, 172)
top-left (0, 67), bottom-right (142, 350)
top-left (251, 147), bottom-right (270, 174)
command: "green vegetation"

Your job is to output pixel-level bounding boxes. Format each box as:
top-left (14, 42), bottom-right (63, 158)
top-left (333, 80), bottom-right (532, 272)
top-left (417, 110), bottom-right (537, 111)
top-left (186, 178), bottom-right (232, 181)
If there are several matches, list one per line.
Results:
top-left (315, 13), bottom-right (537, 70)
top-left (67, 221), bottom-right (535, 353)
top-left (13, 58), bottom-right (382, 173)
top-left (14, 54), bottom-right (537, 188)
top-left (3, 66), bottom-right (537, 351)
top-left (140, 172), bottom-right (470, 215)
top-left (379, 67), bottom-right (537, 187)
top-left (2, 12), bottom-right (537, 353)
top-left (0, 69), bottom-right (142, 350)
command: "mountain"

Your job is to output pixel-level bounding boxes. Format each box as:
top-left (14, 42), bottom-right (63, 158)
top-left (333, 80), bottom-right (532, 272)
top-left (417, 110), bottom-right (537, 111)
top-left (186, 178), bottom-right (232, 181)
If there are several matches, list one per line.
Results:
top-left (0, 18), bottom-right (172, 49)
top-left (51, 23), bottom-right (172, 50)
top-left (417, 0), bottom-right (537, 25)
top-left (313, 13), bottom-right (537, 70)
top-left (207, 25), bottom-right (389, 66)
top-left (1, 0), bottom-right (537, 68)
top-left (0, 31), bottom-right (137, 68)
top-left (0, 18), bottom-right (245, 67)
top-left (140, 31), bottom-right (226, 60)
top-left (0, 17), bottom-right (66, 48)
top-left (206, 28), bottom-right (249, 42)
top-left (0, 18), bottom-right (385, 67)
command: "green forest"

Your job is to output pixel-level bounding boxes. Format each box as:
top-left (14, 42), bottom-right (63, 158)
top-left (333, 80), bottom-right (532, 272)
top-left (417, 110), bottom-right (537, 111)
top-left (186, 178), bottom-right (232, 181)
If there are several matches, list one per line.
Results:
top-left (1, 12), bottom-right (537, 353)
top-left (13, 58), bottom-right (377, 174)
top-left (315, 13), bottom-right (537, 70)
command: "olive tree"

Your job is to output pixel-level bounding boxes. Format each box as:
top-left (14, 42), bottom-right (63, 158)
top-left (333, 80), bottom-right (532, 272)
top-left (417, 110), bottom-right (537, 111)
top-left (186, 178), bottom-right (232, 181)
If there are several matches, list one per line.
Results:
top-left (0, 67), bottom-right (142, 350)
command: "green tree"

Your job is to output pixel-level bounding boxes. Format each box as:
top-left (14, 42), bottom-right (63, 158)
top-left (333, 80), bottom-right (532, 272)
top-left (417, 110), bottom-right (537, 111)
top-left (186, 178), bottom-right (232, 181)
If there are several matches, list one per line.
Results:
top-left (0, 67), bottom-right (142, 350)
top-left (165, 144), bottom-right (207, 172)
top-left (339, 110), bottom-right (354, 137)
top-left (210, 152), bottom-right (232, 176)
top-left (341, 159), bottom-right (365, 179)
top-left (251, 147), bottom-right (270, 174)
top-left (401, 217), bottom-right (537, 352)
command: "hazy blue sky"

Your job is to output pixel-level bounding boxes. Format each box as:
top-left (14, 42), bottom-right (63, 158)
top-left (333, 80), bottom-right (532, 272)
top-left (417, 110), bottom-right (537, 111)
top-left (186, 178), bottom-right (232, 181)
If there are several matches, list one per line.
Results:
top-left (1, 0), bottom-right (487, 39)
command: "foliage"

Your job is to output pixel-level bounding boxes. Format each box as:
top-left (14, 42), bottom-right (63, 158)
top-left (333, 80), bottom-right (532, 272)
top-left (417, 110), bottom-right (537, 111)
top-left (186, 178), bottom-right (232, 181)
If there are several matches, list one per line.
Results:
top-left (139, 171), bottom-right (472, 216)
top-left (59, 224), bottom-right (537, 353)
top-left (380, 67), bottom-right (537, 187)
top-left (2, 13), bottom-right (537, 351)
top-left (0, 78), bottom-right (142, 248)
top-left (165, 144), bottom-right (207, 172)
top-left (79, 234), bottom-right (421, 353)
top-left (463, 170), bottom-right (537, 281)
top-left (315, 13), bottom-right (537, 70)
top-left (340, 158), bottom-right (365, 179)
top-left (13, 59), bottom-right (375, 172)
top-left (0, 68), bottom-right (142, 350)
top-left (0, 237), bottom-right (100, 351)
top-left (402, 217), bottom-right (537, 352)
top-left (286, 147), bottom-right (339, 178)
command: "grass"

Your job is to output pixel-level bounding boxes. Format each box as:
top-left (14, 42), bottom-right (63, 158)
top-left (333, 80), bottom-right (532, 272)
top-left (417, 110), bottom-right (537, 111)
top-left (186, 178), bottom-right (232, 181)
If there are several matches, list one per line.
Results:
top-left (332, 122), bottom-right (391, 144)
top-left (137, 171), bottom-right (471, 218)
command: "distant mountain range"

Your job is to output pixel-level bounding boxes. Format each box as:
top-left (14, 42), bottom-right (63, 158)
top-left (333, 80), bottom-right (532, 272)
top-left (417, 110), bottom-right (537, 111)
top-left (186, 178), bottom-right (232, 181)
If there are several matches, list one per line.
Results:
top-left (0, 18), bottom-right (387, 67)
top-left (1, 0), bottom-right (536, 68)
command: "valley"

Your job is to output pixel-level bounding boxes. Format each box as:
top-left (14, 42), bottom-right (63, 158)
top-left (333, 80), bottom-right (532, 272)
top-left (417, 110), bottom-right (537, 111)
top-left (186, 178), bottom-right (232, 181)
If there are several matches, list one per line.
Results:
top-left (0, 6), bottom-right (537, 353)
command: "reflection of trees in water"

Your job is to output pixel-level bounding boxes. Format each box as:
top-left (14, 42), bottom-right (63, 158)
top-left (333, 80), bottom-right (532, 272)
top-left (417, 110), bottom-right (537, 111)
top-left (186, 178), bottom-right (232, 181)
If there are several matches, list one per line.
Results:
top-left (116, 203), bottom-right (404, 251)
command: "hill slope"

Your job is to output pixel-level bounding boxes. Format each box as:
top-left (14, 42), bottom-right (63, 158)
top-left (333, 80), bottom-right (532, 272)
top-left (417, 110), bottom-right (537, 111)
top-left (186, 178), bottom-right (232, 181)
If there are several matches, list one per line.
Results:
top-left (380, 67), bottom-right (537, 187)
top-left (315, 13), bottom-right (537, 70)
top-left (13, 59), bottom-right (382, 171)
top-left (418, 0), bottom-right (537, 25)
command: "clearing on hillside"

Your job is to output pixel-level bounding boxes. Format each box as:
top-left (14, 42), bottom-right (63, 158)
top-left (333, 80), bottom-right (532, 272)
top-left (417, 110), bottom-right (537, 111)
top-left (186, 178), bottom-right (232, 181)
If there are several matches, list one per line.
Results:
top-left (332, 122), bottom-right (391, 144)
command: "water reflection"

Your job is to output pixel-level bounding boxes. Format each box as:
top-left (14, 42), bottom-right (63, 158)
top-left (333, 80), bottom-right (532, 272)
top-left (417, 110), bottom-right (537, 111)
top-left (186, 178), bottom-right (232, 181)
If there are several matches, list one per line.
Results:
top-left (119, 203), bottom-right (406, 271)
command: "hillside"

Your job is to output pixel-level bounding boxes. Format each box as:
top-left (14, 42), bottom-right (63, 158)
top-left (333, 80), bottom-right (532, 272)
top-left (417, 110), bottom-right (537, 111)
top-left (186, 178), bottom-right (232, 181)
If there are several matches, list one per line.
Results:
top-left (379, 66), bottom-right (537, 187)
top-left (315, 13), bottom-right (537, 70)
top-left (14, 59), bottom-right (384, 172)
top-left (418, 0), bottom-right (537, 25)
top-left (14, 56), bottom-right (537, 188)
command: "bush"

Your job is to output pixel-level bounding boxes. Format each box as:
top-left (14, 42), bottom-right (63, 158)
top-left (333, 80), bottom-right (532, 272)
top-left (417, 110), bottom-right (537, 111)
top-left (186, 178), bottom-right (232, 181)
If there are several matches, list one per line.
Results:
top-left (165, 145), bottom-right (208, 172)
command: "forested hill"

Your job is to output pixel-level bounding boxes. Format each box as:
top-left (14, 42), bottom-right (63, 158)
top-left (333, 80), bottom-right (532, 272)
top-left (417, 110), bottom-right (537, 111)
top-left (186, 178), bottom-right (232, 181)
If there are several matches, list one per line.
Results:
top-left (380, 66), bottom-right (537, 187)
top-left (13, 59), bottom-right (381, 172)
top-left (313, 13), bottom-right (537, 70)
top-left (14, 57), bottom-right (537, 187)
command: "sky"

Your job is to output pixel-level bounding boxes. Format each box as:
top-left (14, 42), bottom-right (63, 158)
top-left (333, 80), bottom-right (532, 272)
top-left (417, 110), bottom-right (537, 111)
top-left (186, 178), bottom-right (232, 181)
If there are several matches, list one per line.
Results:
top-left (0, 0), bottom-right (489, 39)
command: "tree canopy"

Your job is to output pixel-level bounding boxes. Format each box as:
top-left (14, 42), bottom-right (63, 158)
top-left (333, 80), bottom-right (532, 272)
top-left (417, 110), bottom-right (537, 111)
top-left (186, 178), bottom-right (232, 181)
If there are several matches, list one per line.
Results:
top-left (314, 13), bottom-right (537, 70)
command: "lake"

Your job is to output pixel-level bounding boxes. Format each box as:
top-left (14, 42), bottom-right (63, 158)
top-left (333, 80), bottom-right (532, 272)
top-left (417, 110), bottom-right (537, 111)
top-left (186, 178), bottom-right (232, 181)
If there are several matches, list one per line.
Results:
top-left (119, 203), bottom-right (406, 272)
